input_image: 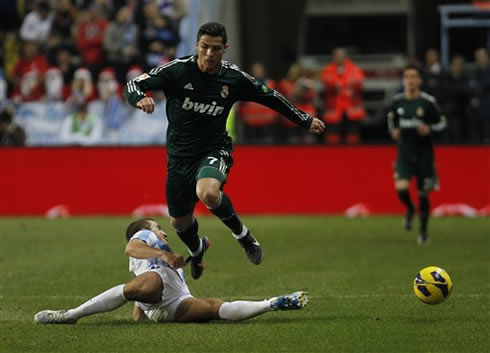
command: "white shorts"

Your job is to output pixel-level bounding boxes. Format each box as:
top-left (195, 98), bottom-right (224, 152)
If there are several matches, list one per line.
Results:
top-left (135, 265), bottom-right (192, 322)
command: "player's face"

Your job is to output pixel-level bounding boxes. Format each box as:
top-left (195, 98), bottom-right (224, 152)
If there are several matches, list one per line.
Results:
top-left (196, 35), bottom-right (227, 74)
top-left (147, 220), bottom-right (168, 244)
top-left (403, 69), bottom-right (421, 92)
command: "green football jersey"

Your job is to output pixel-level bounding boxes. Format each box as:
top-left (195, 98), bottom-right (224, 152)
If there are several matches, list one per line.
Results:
top-left (124, 55), bottom-right (313, 159)
top-left (387, 91), bottom-right (446, 157)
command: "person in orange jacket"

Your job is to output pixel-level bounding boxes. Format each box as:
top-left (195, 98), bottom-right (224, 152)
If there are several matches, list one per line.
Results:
top-left (238, 62), bottom-right (278, 144)
top-left (276, 63), bottom-right (318, 144)
top-left (321, 48), bottom-right (365, 144)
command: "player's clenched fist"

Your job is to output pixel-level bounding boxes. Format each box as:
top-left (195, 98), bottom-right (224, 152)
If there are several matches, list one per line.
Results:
top-left (137, 97), bottom-right (155, 114)
top-left (309, 118), bottom-right (325, 135)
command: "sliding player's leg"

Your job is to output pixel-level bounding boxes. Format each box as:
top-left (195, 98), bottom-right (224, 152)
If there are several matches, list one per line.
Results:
top-left (34, 272), bottom-right (163, 324)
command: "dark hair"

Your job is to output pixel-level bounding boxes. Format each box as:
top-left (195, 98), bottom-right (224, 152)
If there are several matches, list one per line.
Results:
top-left (197, 22), bottom-right (227, 45)
top-left (125, 218), bottom-right (154, 242)
top-left (402, 65), bottom-right (422, 77)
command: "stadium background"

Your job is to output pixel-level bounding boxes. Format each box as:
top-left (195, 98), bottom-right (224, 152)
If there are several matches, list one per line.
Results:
top-left (1, 0), bottom-right (489, 216)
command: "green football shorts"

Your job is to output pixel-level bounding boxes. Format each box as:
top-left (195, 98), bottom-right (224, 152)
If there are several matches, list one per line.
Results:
top-left (166, 149), bottom-right (234, 217)
top-left (394, 156), bottom-right (439, 192)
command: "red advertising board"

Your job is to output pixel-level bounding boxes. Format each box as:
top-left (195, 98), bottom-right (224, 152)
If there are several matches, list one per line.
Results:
top-left (1, 146), bottom-right (488, 215)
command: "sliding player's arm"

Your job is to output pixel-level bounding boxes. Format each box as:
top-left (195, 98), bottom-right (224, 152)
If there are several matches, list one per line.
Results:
top-left (125, 238), bottom-right (185, 269)
top-left (239, 74), bottom-right (324, 134)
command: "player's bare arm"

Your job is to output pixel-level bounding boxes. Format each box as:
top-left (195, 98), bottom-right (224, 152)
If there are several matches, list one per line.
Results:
top-left (309, 117), bottom-right (325, 134)
top-left (125, 239), bottom-right (185, 269)
top-left (136, 97), bottom-right (155, 114)
top-left (132, 304), bottom-right (145, 322)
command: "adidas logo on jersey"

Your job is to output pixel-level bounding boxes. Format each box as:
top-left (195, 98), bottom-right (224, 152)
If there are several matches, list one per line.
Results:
top-left (184, 83), bottom-right (194, 90)
top-left (182, 97), bottom-right (225, 116)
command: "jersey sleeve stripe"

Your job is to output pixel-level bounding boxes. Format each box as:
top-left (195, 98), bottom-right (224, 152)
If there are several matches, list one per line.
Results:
top-left (272, 91), bottom-right (310, 122)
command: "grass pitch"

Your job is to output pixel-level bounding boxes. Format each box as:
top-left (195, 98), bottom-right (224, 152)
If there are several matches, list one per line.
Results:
top-left (0, 216), bottom-right (488, 353)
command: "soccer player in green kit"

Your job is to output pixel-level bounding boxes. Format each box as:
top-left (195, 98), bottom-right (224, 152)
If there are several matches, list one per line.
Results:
top-left (387, 65), bottom-right (446, 245)
top-left (124, 22), bottom-right (325, 278)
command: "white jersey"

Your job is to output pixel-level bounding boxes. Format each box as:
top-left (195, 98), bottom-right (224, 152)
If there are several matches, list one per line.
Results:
top-left (128, 229), bottom-right (174, 276)
top-left (128, 229), bottom-right (192, 322)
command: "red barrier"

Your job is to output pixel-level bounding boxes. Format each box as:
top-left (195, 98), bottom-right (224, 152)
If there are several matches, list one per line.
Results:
top-left (1, 146), bottom-right (488, 215)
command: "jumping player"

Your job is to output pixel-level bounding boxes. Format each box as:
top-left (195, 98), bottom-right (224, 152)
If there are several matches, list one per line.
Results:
top-left (123, 22), bottom-right (325, 278)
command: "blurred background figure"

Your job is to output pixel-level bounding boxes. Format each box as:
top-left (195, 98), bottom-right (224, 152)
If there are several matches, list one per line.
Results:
top-left (11, 40), bottom-right (49, 102)
top-left (59, 100), bottom-right (102, 146)
top-left (0, 105), bottom-right (26, 147)
top-left (96, 67), bottom-right (127, 144)
top-left (439, 55), bottom-right (470, 143)
top-left (277, 62), bottom-right (317, 144)
top-left (238, 62), bottom-right (278, 144)
top-left (103, 6), bottom-right (140, 84)
top-left (44, 67), bottom-right (64, 101)
top-left (68, 67), bottom-right (97, 105)
top-left (321, 48), bottom-right (365, 144)
top-left (19, 0), bottom-right (54, 47)
top-left (50, 0), bottom-right (78, 48)
top-left (422, 48), bottom-right (442, 100)
top-left (469, 48), bottom-right (490, 144)
top-left (75, 5), bottom-right (109, 79)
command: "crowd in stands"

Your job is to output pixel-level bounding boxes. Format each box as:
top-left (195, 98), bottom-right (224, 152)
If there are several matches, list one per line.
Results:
top-left (0, 0), bottom-right (489, 146)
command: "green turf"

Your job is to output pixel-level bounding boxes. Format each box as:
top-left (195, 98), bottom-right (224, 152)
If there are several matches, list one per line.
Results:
top-left (0, 216), bottom-right (488, 353)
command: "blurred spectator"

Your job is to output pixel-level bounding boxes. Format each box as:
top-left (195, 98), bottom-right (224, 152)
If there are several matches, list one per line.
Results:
top-left (59, 100), bottom-right (103, 145)
top-left (11, 40), bottom-right (49, 102)
top-left (126, 65), bottom-right (143, 82)
top-left (50, 0), bottom-right (78, 45)
top-left (321, 48), bottom-right (365, 144)
top-left (56, 48), bottom-right (77, 99)
top-left (141, 10), bottom-right (179, 68)
top-left (277, 63), bottom-right (318, 144)
top-left (154, 0), bottom-right (189, 30)
top-left (145, 39), bottom-right (172, 70)
top-left (469, 48), bottom-right (490, 143)
top-left (238, 62), bottom-right (278, 144)
top-left (422, 48), bottom-right (442, 100)
top-left (19, 0), bottom-right (54, 46)
top-left (439, 55), bottom-right (470, 142)
top-left (44, 67), bottom-right (65, 101)
top-left (103, 6), bottom-right (139, 84)
top-left (0, 106), bottom-right (26, 147)
top-left (96, 67), bottom-right (127, 143)
top-left (75, 6), bottom-right (109, 78)
top-left (68, 67), bottom-right (97, 105)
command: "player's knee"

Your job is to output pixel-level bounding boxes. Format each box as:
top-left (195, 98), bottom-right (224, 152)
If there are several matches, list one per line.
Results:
top-left (196, 185), bottom-right (220, 208)
top-left (395, 180), bottom-right (409, 190)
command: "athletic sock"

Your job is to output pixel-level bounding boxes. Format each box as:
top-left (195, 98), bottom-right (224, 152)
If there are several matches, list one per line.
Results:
top-left (210, 192), bottom-right (244, 235)
top-left (419, 193), bottom-right (430, 233)
top-left (67, 284), bottom-right (127, 320)
top-left (397, 189), bottom-right (415, 211)
top-left (176, 219), bottom-right (201, 255)
top-left (218, 300), bottom-right (272, 321)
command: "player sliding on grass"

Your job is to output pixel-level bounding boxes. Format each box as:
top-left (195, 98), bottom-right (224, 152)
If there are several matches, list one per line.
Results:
top-left (123, 22), bottom-right (325, 279)
top-left (34, 218), bottom-right (308, 324)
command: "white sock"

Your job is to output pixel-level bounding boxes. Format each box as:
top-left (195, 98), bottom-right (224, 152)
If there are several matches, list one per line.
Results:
top-left (218, 300), bottom-right (272, 321)
top-left (67, 284), bottom-right (127, 320)
top-left (232, 225), bottom-right (248, 240)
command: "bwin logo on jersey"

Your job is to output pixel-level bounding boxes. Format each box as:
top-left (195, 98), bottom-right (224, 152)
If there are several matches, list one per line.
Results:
top-left (182, 97), bottom-right (225, 116)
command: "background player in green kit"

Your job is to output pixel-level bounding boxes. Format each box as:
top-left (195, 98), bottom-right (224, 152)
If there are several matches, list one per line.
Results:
top-left (124, 22), bottom-right (325, 278)
top-left (387, 65), bottom-right (446, 245)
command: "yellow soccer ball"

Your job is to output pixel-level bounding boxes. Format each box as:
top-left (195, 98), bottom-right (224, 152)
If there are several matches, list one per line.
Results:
top-left (413, 266), bottom-right (453, 304)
